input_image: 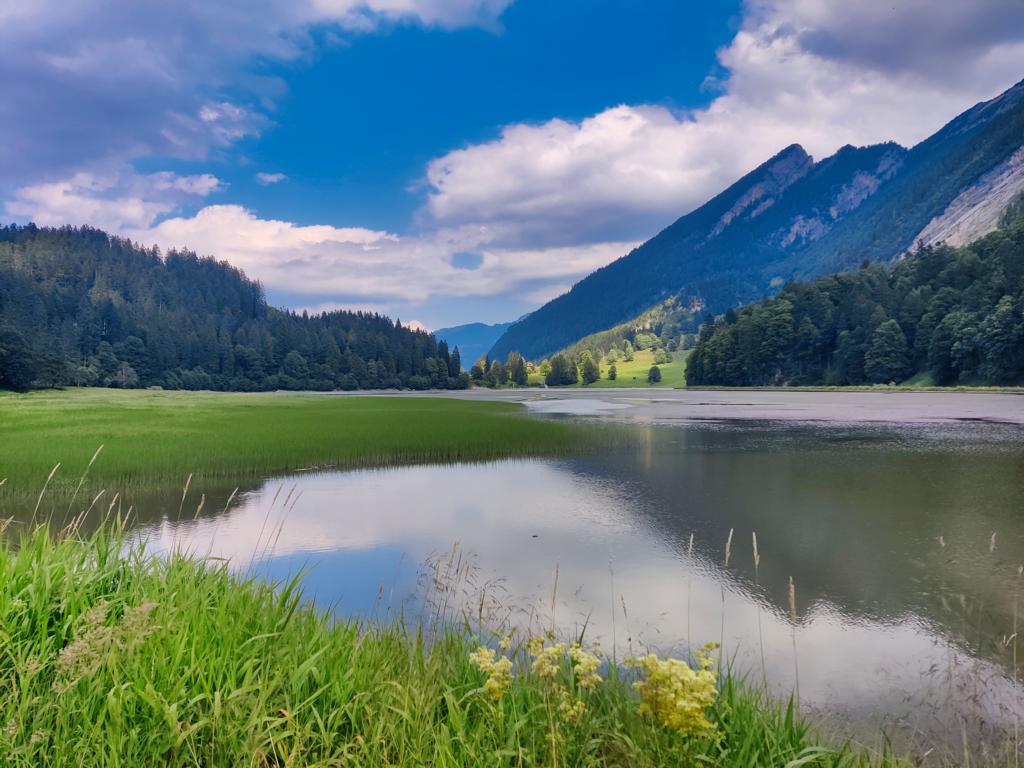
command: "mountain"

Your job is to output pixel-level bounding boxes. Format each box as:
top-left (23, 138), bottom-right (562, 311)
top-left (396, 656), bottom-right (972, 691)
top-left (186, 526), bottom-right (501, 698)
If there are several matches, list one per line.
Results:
top-left (687, 211), bottom-right (1024, 386)
top-left (491, 78), bottom-right (1024, 361)
top-left (433, 320), bottom-right (515, 369)
top-left (0, 224), bottom-right (468, 392)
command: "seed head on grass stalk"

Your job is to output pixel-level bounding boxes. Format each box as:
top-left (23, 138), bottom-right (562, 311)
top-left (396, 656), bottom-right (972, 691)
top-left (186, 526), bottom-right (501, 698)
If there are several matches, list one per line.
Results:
top-left (720, 528), bottom-right (734, 666)
top-left (753, 531), bottom-right (766, 690)
top-left (789, 575), bottom-right (800, 709)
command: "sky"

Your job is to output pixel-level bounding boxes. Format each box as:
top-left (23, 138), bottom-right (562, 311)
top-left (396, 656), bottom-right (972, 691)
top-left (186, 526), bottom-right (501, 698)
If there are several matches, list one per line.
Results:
top-left (3, 0), bottom-right (1024, 331)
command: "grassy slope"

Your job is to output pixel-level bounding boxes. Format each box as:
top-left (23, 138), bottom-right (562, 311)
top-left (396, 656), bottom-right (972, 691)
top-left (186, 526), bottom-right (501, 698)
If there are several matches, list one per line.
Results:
top-left (590, 349), bottom-right (689, 388)
top-left (0, 528), bottom-right (901, 767)
top-left (526, 350), bottom-right (689, 389)
top-left (0, 389), bottom-right (588, 497)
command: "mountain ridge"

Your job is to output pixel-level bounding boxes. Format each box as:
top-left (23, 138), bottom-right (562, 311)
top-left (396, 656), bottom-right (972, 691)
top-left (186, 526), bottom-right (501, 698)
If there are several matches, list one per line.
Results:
top-left (490, 78), bottom-right (1024, 361)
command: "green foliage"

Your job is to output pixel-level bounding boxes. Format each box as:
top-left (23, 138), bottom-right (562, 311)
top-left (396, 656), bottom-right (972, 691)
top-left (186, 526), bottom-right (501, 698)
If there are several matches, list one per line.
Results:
top-left (647, 366), bottom-right (662, 384)
top-left (0, 225), bottom-right (464, 392)
top-left (580, 352), bottom-right (600, 385)
top-left (505, 352), bottom-right (528, 386)
top-left (545, 353), bottom-right (578, 386)
top-left (688, 216), bottom-right (1024, 386)
top-left (0, 527), bottom-right (904, 767)
top-left (552, 300), bottom-right (692, 373)
top-left (0, 327), bottom-right (38, 392)
top-left (864, 320), bottom-right (910, 383)
top-left (608, 363), bottom-right (617, 380)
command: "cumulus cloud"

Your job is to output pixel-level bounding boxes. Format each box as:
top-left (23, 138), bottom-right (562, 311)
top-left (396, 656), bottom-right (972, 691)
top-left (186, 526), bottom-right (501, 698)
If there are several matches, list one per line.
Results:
top-left (5, 169), bottom-right (223, 232)
top-left (424, 0), bottom-right (1024, 247)
top-left (112, 204), bottom-right (637, 308)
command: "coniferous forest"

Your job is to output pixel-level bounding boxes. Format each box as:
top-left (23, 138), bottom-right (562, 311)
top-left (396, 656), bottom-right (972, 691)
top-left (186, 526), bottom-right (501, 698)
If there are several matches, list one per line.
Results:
top-left (0, 225), bottom-right (469, 392)
top-left (686, 213), bottom-right (1024, 387)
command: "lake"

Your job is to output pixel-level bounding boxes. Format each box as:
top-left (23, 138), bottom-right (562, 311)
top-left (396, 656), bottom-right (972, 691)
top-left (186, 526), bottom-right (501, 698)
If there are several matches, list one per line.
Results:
top-left (107, 404), bottom-right (1024, 755)
top-left (8, 390), bottom-right (1024, 754)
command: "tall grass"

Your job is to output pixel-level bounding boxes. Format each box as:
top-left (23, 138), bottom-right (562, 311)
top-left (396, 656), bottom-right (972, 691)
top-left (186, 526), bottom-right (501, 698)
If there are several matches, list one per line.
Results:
top-left (0, 525), bottom-right (904, 767)
top-left (0, 389), bottom-right (609, 501)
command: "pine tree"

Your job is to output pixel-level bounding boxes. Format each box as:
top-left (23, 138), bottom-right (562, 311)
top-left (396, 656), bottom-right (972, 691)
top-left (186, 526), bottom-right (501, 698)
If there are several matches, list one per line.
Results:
top-left (580, 351), bottom-right (600, 384)
top-left (449, 346), bottom-right (462, 377)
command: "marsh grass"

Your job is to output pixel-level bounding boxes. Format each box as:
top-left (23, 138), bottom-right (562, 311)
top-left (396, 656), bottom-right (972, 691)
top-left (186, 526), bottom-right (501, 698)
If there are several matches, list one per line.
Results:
top-left (0, 523), bottom-right (913, 768)
top-left (0, 389), bottom-right (612, 504)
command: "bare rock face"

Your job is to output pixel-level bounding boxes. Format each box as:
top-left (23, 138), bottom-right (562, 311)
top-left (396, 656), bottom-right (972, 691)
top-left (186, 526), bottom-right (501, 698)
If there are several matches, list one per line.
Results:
top-left (830, 148), bottom-right (904, 220)
top-left (709, 146), bottom-right (813, 239)
top-left (775, 146), bottom-right (906, 250)
top-left (914, 145), bottom-right (1024, 248)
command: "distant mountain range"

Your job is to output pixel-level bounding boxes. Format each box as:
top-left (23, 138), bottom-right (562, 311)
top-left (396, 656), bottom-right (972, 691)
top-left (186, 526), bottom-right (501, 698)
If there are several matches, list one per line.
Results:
top-left (434, 320), bottom-right (517, 368)
top-left (491, 78), bottom-right (1024, 361)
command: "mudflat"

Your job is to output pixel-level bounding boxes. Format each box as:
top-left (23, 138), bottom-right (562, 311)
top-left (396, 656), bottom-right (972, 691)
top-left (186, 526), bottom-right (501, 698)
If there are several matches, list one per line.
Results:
top-left (329, 387), bottom-right (1024, 425)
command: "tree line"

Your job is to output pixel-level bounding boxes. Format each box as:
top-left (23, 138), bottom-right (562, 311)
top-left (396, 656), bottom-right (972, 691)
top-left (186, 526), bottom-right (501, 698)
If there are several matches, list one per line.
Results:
top-left (686, 211), bottom-right (1024, 386)
top-left (0, 224), bottom-right (470, 392)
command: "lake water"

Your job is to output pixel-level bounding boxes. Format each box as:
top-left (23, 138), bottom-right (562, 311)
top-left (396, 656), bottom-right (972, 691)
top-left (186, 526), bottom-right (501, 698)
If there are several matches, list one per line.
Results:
top-left (119, 414), bottom-right (1024, 755)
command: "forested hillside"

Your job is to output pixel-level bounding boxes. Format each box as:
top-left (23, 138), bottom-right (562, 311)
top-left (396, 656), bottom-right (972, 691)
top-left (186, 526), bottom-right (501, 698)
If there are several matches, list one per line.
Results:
top-left (556, 299), bottom-right (696, 366)
top-left (686, 212), bottom-right (1024, 387)
top-left (0, 225), bottom-right (468, 392)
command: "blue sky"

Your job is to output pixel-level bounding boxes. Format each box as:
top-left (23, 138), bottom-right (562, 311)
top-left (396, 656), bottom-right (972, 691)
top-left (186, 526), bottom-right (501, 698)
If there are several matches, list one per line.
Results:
top-left (3, 0), bottom-right (1024, 329)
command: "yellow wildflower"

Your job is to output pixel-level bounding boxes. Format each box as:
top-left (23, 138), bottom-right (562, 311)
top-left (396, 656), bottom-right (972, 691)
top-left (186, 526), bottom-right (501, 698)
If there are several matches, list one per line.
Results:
top-left (568, 643), bottom-right (602, 689)
top-left (627, 643), bottom-right (719, 736)
top-left (498, 633), bottom-right (513, 651)
top-left (468, 646), bottom-right (513, 701)
top-left (556, 685), bottom-right (586, 721)
top-left (531, 642), bottom-right (565, 679)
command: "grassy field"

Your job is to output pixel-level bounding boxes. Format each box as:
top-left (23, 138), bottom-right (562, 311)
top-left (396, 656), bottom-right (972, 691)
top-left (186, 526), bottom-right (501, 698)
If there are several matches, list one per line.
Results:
top-left (0, 526), bottom-right (906, 767)
top-left (590, 349), bottom-right (688, 388)
top-left (526, 349), bottom-right (689, 388)
top-left (0, 389), bottom-right (594, 499)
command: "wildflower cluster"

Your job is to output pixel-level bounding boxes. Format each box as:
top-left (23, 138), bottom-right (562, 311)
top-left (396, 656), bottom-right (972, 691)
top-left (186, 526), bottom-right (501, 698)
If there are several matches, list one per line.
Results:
top-left (468, 646), bottom-right (513, 701)
top-left (568, 643), bottom-right (602, 690)
top-left (527, 636), bottom-right (604, 723)
top-left (468, 634), bottom-right (604, 723)
top-left (529, 640), bottom-right (565, 679)
top-left (627, 643), bottom-right (719, 737)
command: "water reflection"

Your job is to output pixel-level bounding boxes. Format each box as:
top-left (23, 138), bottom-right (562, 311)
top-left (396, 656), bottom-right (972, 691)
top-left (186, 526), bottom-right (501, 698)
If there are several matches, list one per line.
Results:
top-left (131, 421), bottom-right (1024, 752)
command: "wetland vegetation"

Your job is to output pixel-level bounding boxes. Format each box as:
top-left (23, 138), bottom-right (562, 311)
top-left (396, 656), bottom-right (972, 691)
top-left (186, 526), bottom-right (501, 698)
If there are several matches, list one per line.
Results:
top-left (0, 524), bottom-right (908, 767)
top-left (0, 389), bottom-right (593, 500)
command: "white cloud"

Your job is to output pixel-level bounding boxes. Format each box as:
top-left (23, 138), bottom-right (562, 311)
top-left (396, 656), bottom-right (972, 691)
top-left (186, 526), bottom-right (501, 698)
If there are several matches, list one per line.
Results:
top-left (5, 169), bottom-right (223, 232)
top-left (423, 0), bottom-right (1024, 246)
top-left (0, 0), bottom-right (512, 184)
top-left (70, 203), bottom-right (635, 307)
top-left (255, 172), bottom-right (288, 185)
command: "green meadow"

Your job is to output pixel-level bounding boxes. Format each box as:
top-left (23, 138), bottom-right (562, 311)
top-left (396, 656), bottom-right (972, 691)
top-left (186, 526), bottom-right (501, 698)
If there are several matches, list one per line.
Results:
top-left (526, 349), bottom-right (689, 388)
top-left (0, 388), bottom-right (592, 499)
top-left (588, 348), bottom-right (689, 388)
top-left (0, 526), bottom-right (906, 768)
